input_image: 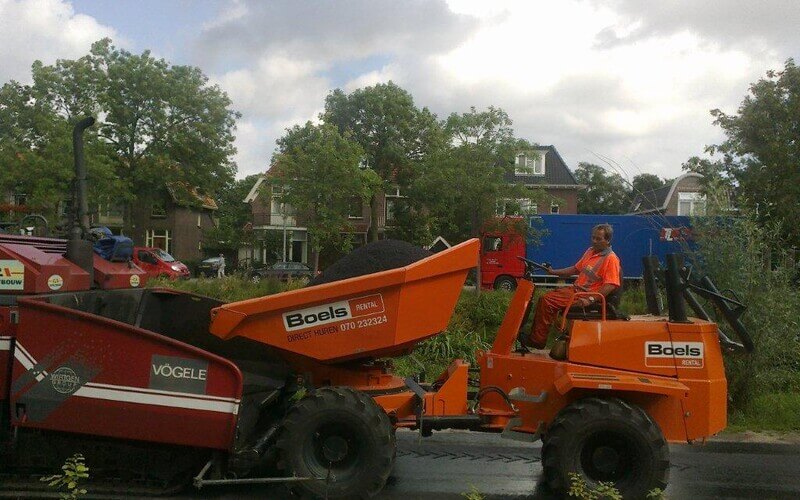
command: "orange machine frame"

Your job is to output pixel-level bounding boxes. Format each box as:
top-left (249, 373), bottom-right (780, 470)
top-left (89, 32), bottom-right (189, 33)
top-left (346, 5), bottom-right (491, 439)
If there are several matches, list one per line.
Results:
top-left (211, 239), bottom-right (727, 443)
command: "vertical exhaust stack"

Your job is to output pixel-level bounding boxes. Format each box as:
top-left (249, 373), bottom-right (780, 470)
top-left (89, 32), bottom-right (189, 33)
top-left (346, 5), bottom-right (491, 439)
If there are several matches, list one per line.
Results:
top-left (65, 116), bottom-right (97, 283)
top-left (664, 253), bottom-right (689, 323)
top-left (642, 255), bottom-right (662, 315)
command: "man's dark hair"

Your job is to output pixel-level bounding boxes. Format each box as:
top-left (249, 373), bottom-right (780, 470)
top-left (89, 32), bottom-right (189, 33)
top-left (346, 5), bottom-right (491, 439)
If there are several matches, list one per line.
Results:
top-left (593, 223), bottom-right (613, 241)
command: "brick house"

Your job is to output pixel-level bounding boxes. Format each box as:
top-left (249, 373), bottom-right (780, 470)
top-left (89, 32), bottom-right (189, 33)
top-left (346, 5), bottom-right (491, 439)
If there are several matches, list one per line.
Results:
top-left (629, 173), bottom-right (706, 216)
top-left (501, 145), bottom-right (581, 215)
top-left (121, 184), bottom-right (218, 261)
top-left (243, 171), bottom-right (400, 266)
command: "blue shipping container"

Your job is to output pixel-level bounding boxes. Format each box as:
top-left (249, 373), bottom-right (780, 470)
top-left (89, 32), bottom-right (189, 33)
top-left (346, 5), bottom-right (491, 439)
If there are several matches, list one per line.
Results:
top-left (526, 214), bottom-right (693, 279)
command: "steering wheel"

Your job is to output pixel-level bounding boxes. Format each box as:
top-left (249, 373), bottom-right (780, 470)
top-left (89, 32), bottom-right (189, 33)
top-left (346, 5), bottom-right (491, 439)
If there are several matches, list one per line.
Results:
top-left (516, 256), bottom-right (551, 272)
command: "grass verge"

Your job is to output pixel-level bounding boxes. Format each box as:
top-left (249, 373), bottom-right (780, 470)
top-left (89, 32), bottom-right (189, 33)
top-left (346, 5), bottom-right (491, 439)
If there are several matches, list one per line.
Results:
top-left (727, 393), bottom-right (800, 432)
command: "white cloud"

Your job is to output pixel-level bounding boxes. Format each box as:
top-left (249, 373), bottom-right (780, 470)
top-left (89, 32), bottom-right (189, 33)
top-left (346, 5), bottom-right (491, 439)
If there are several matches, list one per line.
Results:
top-left (4, 0), bottom-right (794, 182)
top-left (0, 0), bottom-right (117, 84)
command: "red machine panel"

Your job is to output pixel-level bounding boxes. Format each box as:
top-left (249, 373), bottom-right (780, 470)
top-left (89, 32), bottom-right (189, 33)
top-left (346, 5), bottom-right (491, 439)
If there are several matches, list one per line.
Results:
top-left (9, 298), bottom-right (242, 451)
top-left (0, 305), bottom-right (16, 402)
top-left (0, 240), bottom-right (91, 294)
top-left (92, 254), bottom-right (149, 290)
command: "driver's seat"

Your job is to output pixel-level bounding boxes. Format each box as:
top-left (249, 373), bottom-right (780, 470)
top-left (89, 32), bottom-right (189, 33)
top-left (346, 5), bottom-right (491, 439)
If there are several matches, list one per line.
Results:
top-left (565, 285), bottom-right (629, 321)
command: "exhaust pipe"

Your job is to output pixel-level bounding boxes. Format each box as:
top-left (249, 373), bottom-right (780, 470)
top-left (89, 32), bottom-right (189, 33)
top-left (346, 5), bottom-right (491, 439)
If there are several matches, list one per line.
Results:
top-left (72, 116), bottom-right (95, 240)
top-left (66, 117), bottom-right (96, 283)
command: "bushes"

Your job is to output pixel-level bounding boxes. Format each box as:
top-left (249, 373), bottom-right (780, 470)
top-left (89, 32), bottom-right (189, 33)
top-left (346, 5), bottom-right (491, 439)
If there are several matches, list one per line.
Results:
top-left (690, 213), bottom-right (800, 409)
top-left (394, 290), bottom-right (511, 380)
top-left (147, 275), bottom-right (305, 302)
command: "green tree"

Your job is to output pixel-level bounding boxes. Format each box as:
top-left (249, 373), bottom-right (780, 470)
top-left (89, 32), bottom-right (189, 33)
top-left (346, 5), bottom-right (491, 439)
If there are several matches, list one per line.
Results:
top-left (574, 162), bottom-right (630, 214)
top-left (703, 58), bottom-right (800, 247)
top-left (630, 173), bottom-right (665, 197)
top-left (413, 106), bottom-right (546, 242)
top-left (203, 174), bottom-right (261, 255)
top-left (0, 38), bottom-right (240, 232)
top-left (322, 82), bottom-right (445, 241)
top-left (273, 122), bottom-right (379, 271)
top-left (0, 81), bottom-right (120, 229)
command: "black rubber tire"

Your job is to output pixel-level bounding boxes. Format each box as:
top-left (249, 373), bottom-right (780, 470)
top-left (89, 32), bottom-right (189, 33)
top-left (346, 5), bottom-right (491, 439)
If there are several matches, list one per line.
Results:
top-left (541, 397), bottom-right (669, 499)
top-left (250, 272), bottom-right (262, 283)
top-left (494, 275), bottom-right (518, 291)
top-left (276, 387), bottom-right (396, 499)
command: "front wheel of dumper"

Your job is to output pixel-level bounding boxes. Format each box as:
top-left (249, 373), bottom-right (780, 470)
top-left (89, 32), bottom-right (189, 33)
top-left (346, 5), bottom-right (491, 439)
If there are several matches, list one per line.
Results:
top-left (541, 397), bottom-right (669, 499)
top-left (276, 387), bottom-right (396, 499)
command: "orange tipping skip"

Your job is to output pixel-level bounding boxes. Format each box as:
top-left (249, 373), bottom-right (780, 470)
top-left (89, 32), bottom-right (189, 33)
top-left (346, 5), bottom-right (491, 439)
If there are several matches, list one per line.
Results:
top-left (209, 239), bottom-right (479, 363)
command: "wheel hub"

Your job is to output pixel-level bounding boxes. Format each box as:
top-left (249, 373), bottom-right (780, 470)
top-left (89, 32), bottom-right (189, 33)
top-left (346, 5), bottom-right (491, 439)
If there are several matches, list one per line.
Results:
top-left (321, 435), bottom-right (349, 463)
top-left (591, 445), bottom-right (620, 475)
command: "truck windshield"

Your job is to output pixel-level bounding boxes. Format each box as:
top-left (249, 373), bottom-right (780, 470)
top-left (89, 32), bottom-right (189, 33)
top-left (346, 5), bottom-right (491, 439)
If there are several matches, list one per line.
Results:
top-left (154, 249), bottom-right (175, 262)
top-left (483, 236), bottom-right (502, 252)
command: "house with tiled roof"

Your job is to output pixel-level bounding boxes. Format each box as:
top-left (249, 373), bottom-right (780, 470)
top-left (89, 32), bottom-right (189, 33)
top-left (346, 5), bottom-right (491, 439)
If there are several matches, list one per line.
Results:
top-left (243, 168), bottom-right (398, 265)
top-left (123, 183), bottom-right (219, 261)
top-left (501, 145), bottom-right (581, 214)
top-left (629, 172), bottom-right (706, 216)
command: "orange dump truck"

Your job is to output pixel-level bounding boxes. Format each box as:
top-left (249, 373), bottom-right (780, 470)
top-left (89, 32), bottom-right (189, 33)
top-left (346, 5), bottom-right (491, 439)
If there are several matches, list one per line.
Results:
top-left (2, 237), bottom-right (751, 498)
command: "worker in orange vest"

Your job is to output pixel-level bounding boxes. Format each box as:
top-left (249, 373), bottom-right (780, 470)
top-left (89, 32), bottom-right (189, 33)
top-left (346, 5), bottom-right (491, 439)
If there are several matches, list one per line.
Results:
top-left (522, 223), bottom-right (621, 350)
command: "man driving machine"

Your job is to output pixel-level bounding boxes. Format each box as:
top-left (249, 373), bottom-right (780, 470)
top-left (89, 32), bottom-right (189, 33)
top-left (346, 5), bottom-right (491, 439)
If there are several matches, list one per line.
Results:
top-left (521, 223), bottom-right (621, 349)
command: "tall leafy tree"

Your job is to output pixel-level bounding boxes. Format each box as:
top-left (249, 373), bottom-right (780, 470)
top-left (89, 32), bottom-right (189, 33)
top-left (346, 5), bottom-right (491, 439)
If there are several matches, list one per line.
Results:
top-left (574, 162), bottom-right (630, 214)
top-left (203, 174), bottom-right (261, 254)
top-left (322, 82), bottom-right (445, 241)
top-left (0, 79), bottom-right (119, 228)
top-left (412, 106), bottom-right (545, 242)
top-left (0, 38), bottom-right (240, 233)
top-left (273, 122), bottom-right (379, 271)
top-left (702, 58), bottom-right (800, 247)
top-left (630, 173), bottom-right (666, 197)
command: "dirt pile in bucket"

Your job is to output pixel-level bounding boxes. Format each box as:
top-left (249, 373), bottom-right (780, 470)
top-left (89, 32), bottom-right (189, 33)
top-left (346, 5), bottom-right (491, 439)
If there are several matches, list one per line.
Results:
top-left (309, 239), bottom-right (432, 286)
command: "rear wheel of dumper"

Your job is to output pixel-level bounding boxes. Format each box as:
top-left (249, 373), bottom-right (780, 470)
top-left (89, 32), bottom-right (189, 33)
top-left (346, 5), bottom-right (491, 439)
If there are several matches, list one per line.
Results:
top-left (541, 397), bottom-right (669, 499)
top-left (276, 387), bottom-right (396, 499)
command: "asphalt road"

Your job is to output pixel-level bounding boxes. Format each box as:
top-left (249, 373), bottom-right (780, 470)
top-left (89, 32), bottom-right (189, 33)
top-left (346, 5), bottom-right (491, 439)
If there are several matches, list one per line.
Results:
top-left (184, 430), bottom-right (800, 499)
top-left (6, 431), bottom-right (799, 499)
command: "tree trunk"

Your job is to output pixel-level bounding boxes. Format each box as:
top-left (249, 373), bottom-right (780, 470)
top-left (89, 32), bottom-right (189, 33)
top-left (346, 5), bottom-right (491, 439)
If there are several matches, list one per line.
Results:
top-left (368, 194), bottom-right (380, 242)
top-left (123, 202), bottom-right (133, 237)
top-left (472, 209), bottom-right (482, 296)
top-left (312, 244), bottom-right (320, 274)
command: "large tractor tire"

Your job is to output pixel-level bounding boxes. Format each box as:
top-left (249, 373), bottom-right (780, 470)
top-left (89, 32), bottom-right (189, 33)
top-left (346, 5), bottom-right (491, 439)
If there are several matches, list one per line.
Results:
top-left (276, 387), bottom-right (396, 499)
top-left (541, 397), bottom-right (669, 499)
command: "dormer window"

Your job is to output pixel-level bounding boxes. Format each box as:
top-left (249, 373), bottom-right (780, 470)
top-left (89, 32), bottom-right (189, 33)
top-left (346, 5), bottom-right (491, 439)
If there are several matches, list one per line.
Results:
top-left (515, 154), bottom-right (528, 175)
top-left (515, 152), bottom-right (545, 176)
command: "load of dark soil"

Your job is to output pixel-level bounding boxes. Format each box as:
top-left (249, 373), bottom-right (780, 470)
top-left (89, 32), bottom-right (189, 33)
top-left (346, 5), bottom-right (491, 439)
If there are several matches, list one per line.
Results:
top-left (309, 239), bottom-right (432, 286)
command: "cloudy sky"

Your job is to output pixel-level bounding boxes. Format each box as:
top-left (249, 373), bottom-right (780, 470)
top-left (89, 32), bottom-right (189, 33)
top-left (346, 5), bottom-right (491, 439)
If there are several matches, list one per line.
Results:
top-left (1, 0), bottom-right (798, 180)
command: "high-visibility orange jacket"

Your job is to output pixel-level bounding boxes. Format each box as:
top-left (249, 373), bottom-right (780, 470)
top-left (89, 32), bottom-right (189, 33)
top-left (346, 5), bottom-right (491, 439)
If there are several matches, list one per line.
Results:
top-left (574, 247), bottom-right (621, 292)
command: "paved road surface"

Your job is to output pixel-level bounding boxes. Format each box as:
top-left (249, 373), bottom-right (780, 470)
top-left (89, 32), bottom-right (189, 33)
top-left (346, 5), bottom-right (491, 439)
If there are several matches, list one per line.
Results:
top-left (189, 430), bottom-right (800, 499)
top-left (6, 431), bottom-right (798, 499)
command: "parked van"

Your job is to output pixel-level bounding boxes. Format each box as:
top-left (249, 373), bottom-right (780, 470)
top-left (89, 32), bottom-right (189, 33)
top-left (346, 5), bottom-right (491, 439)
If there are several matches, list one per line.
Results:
top-left (132, 247), bottom-right (190, 280)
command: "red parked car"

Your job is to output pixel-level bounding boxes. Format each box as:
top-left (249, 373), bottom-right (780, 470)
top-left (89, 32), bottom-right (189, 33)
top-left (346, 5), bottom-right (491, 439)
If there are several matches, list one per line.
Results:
top-left (133, 247), bottom-right (190, 280)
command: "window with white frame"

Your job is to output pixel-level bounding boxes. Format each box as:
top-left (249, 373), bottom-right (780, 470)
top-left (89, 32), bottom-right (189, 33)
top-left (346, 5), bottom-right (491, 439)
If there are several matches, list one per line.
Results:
top-left (348, 197), bottom-right (364, 219)
top-left (533, 152), bottom-right (545, 175)
top-left (150, 201), bottom-right (166, 218)
top-left (384, 186), bottom-right (404, 224)
top-left (550, 203), bottom-right (560, 214)
top-left (514, 154), bottom-right (529, 175)
top-left (677, 192), bottom-right (706, 216)
top-left (145, 229), bottom-right (171, 253)
top-left (12, 193), bottom-right (27, 206)
top-left (496, 198), bottom-right (537, 216)
top-left (514, 152), bottom-right (545, 176)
